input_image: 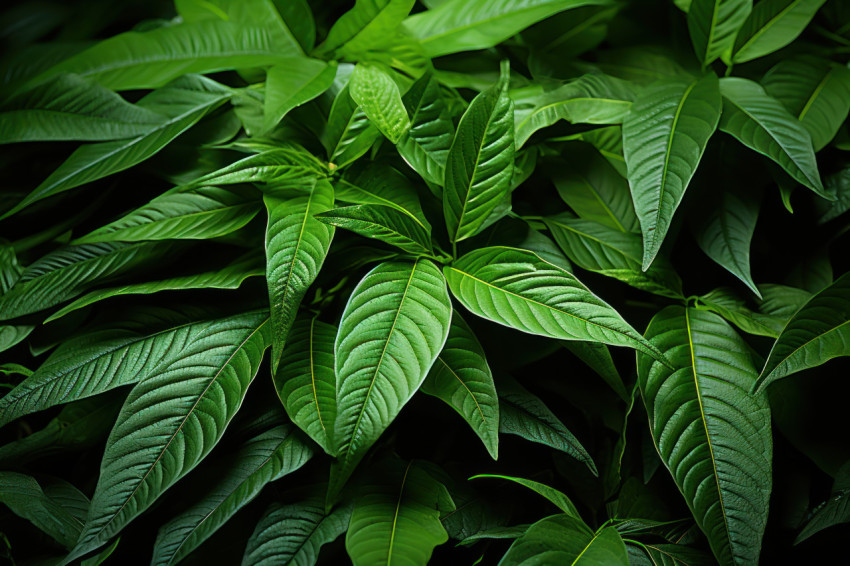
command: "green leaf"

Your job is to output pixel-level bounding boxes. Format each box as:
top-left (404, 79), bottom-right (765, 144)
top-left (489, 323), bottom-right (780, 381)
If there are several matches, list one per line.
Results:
top-left (545, 213), bottom-right (683, 299)
top-left (0, 310), bottom-right (260, 428)
top-left (469, 474), bottom-right (579, 518)
top-left (623, 73), bottom-right (722, 271)
top-left (557, 125), bottom-right (627, 177)
top-left (718, 77), bottom-right (827, 198)
top-left (151, 425), bottom-right (313, 566)
top-left (816, 166), bottom-right (850, 224)
top-left (404, 0), bottom-right (616, 57)
top-left (696, 287), bottom-right (784, 337)
top-left (458, 524), bottom-right (529, 546)
top-left (762, 56), bottom-right (850, 151)
top-left (1, 75), bottom-right (231, 219)
top-left (331, 259), bottom-right (452, 497)
top-left (273, 314), bottom-right (338, 454)
top-left (731, 0), bottom-right (827, 63)
top-left (687, 0), bottom-right (752, 67)
top-left (185, 146), bottom-right (327, 188)
top-left (755, 272), bottom-right (850, 391)
top-left (243, 496), bottom-right (352, 566)
top-left (0, 473), bottom-right (87, 548)
top-left (421, 313), bottom-right (499, 459)
top-left (349, 63), bottom-right (410, 144)
top-left (795, 462), bottom-right (850, 544)
top-left (514, 73), bottom-right (638, 147)
top-left (0, 74), bottom-right (167, 144)
top-left (693, 188), bottom-right (761, 296)
top-left (346, 458), bottom-right (451, 566)
top-left (315, 204), bottom-right (433, 256)
top-left (265, 179), bottom-right (335, 372)
top-left (45, 252), bottom-right (264, 323)
top-left (396, 72), bottom-right (453, 186)
top-left (637, 306), bottom-right (772, 566)
top-left (318, 0), bottom-right (415, 55)
top-left (445, 246), bottom-right (668, 361)
top-left (264, 58), bottom-right (337, 132)
top-left (0, 241), bottom-right (173, 321)
top-left (64, 311), bottom-right (271, 562)
top-left (444, 62), bottom-right (515, 243)
top-left (501, 514), bottom-right (629, 565)
top-left (73, 186), bottom-right (261, 245)
top-left (563, 341), bottom-right (628, 401)
top-left (323, 84), bottom-right (381, 168)
top-left (498, 375), bottom-right (596, 472)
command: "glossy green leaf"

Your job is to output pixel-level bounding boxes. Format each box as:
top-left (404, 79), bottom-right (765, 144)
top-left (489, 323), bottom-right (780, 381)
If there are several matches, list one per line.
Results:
top-left (151, 425), bottom-right (313, 566)
top-left (64, 311), bottom-right (270, 562)
top-left (243, 496), bottom-right (352, 566)
top-left (687, 0), bottom-right (752, 67)
top-left (273, 314), bottom-right (337, 454)
top-left (445, 246), bottom-right (668, 361)
top-left (265, 179), bottom-right (335, 372)
top-left (331, 259), bottom-right (452, 497)
top-left (637, 306), bottom-right (772, 566)
top-left (318, 0), bottom-right (415, 55)
top-left (501, 514), bottom-right (629, 565)
top-left (470, 474), bottom-right (579, 518)
top-left (762, 56), bottom-right (850, 151)
top-left (323, 84), bottom-right (381, 168)
top-left (696, 287), bottom-right (784, 337)
top-left (421, 313), bottom-right (499, 459)
top-left (0, 473), bottom-right (87, 548)
top-left (444, 62), bottom-right (515, 243)
top-left (623, 73), bottom-right (722, 271)
top-left (349, 63), bottom-right (410, 144)
top-left (185, 146), bottom-right (327, 188)
top-left (755, 272), bottom-right (850, 391)
top-left (545, 213), bottom-right (683, 299)
top-left (336, 162), bottom-right (429, 228)
top-left (731, 0), bottom-right (827, 63)
top-left (396, 72), bottom-right (453, 186)
top-left (264, 58), bottom-right (337, 132)
top-left (316, 204), bottom-right (433, 256)
top-left (557, 125), bottom-right (628, 176)
top-left (795, 462), bottom-right (850, 544)
top-left (719, 77), bottom-right (827, 198)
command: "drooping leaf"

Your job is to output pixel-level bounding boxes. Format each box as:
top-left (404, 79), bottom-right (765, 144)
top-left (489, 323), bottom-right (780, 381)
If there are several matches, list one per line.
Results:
top-left (755, 272), bottom-right (850, 391)
top-left (349, 62), bottom-right (410, 144)
top-left (185, 146), bottom-right (327, 189)
top-left (687, 0), bottom-right (752, 67)
top-left (816, 166), bottom-right (850, 224)
top-left (264, 58), bottom-right (337, 132)
top-left (731, 0), bottom-right (828, 63)
top-left (331, 259), bottom-right (452, 497)
top-left (718, 77), bottom-right (827, 198)
top-left (315, 204), bottom-right (433, 256)
top-left (637, 306), bottom-right (772, 566)
top-left (273, 314), bottom-right (337, 454)
top-left (500, 514), bottom-right (629, 565)
top-left (623, 73), bottom-right (722, 271)
top-left (396, 72), bottom-right (453, 186)
top-left (64, 311), bottom-right (271, 562)
top-left (469, 474), bottom-right (579, 518)
top-left (0, 473), bottom-right (87, 548)
top-left (444, 61), bottom-right (515, 243)
top-left (265, 179), bottom-right (335, 372)
top-left (151, 425), bottom-right (313, 566)
top-left (421, 313), bottom-right (499, 459)
top-left (445, 246), bottom-right (668, 361)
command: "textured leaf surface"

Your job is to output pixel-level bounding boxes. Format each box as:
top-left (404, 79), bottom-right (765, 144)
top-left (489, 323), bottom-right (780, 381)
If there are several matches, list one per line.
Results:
top-left (637, 306), bottom-right (772, 566)
top-left (323, 84), bottom-right (380, 167)
top-left (687, 0), bottom-right (752, 66)
top-left (445, 246), bottom-right (667, 360)
top-left (315, 204), bottom-right (433, 256)
top-left (421, 313), bottom-right (499, 459)
top-left (319, 0), bottom-right (415, 54)
top-left (623, 73), bottom-right (722, 270)
top-left (336, 163), bottom-right (429, 228)
top-left (731, 0), bottom-right (827, 63)
top-left (396, 72), bottom-right (453, 185)
top-left (0, 472), bottom-right (86, 548)
top-left (349, 63), bottom-right (410, 144)
top-left (501, 514), bottom-right (629, 565)
top-left (470, 474), bottom-right (579, 517)
top-left (187, 146), bottom-right (327, 188)
top-left (332, 259), bottom-right (452, 496)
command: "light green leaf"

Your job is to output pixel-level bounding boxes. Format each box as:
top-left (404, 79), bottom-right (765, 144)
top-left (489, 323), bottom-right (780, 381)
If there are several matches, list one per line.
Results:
top-left (273, 314), bottom-right (337, 454)
top-left (469, 474), bottom-right (579, 518)
top-left (501, 514), bottom-right (629, 565)
top-left (316, 204), bottom-right (433, 256)
top-left (396, 72), bottom-right (453, 186)
top-left (445, 246), bottom-right (668, 361)
top-left (349, 63), bottom-right (410, 144)
top-left (264, 58), bottom-right (337, 132)
top-left (421, 313), bottom-right (499, 459)
top-left (755, 272), bottom-right (850, 391)
top-left (762, 56), bottom-right (850, 151)
top-left (718, 77), bottom-right (827, 197)
top-left (335, 163), bottom-right (429, 228)
top-left (545, 213), bottom-right (683, 299)
top-left (243, 496), bottom-right (352, 566)
top-left (318, 0), bottom-right (416, 55)
top-left (444, 62), bottom-right (515, 243)
top-left (404, 0), bottom-right (616, 57)
top-left (265, 179), bottom-right (335, 372)
top-left (346, 458), bottom-right (451, 566)
top-left (693, 188), bottom-right (761, 296)
top-left (331, 259), bottom-right (452, 497)
top-left (0, 74), bottom-right (166, 144)
top-left (687, 0), bottom-right (752, 67)
top-left (623, 73), bottom-right (722, 271)
top-left (696, 287), bottom-right (785, 337)
top-left (73, 186), bottom-right (261, 245)
top-left (185, 146), bottom-right (328, 188)
top-left (637, 306), bottom-right (772, 566)
top-left (64, 311), bottom-right (271, 563)
top-left (731, 0), bottom-right (828, 63)
top-left (151, 425), bottom-right (313, 566)
top-left (1, 75), bottom-right (231, 219)
top-left (323, 85), bottom-right (381, 167)
top-left (0, 473), bottom-right (87, 548)
top-left (0, 241), bottom-right (173, 321)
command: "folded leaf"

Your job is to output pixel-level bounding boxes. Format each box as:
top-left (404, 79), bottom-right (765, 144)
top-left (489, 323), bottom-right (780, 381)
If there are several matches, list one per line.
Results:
top-left (349, 62), bottom-right (410, 144)
top-left (731, 0), bottom-right (827, 63)
top-left (687, 0), bottom-right (752, 67)
top-left (396, 72), bottom-right (453, 186)
top-left (316, 204), bottom-right (433, 256)
top-left (501, 514), bottom-right (629, 565)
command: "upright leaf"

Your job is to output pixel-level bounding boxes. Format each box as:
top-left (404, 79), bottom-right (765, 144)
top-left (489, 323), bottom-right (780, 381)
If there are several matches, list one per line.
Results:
top-left (332, 259), bottom-right (452, 497)
top-left (501, 514), bottom-right (629, 565)
top-left (687, 0), bottom-right (752, 67)
top-left (396, 72), bottom-right (453, 186)
top-left (349, 63), bottom-right (410, 144)
top-left (323, 85), bottom-right (381, 167)
top-left (637, 306), bottom-right (772, 566)
top-left (623, 73), bottom-right (722, 270)
top-left (731, 0), bottom-right (827, 63)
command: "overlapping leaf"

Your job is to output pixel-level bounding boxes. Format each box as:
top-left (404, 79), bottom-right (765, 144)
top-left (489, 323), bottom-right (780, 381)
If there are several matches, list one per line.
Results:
top-left (315, 204), bottom-right (433, 256)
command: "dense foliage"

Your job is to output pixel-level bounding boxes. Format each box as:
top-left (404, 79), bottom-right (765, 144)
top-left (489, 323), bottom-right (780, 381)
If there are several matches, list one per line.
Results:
top-left (1, 0), bottom-right (849, 564)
